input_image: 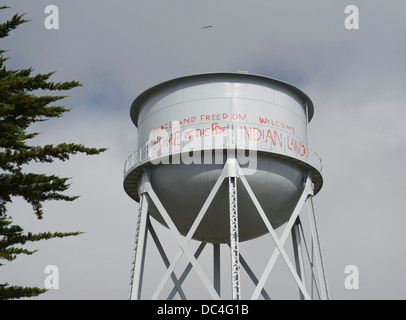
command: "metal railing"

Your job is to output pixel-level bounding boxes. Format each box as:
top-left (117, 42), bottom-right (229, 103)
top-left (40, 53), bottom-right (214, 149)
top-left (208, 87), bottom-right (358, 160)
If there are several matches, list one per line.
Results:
top-left (123, 129), bottom-right (322, 178)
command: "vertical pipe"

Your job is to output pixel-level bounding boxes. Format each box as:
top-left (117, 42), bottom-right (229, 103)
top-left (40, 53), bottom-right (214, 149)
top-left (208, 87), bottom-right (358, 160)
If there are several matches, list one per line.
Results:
top-left (229, 176), bottom-right (241, 300)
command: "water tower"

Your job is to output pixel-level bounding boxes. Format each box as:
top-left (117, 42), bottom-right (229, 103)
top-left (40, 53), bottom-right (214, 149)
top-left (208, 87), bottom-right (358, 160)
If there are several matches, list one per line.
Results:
top-left (124, 73), bottom-right (329, 300)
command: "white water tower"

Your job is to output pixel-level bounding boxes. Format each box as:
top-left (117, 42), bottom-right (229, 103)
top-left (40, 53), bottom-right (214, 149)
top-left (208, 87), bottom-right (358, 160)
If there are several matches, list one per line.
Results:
top-left (124, 73), bottom-right (329, 300)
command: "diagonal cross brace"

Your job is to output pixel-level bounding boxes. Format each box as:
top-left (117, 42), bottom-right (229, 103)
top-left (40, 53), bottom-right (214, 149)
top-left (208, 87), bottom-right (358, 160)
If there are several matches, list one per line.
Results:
top-left (148, 159), bottom-right (238, 300)
top-left (167, 242), bottom-right (207, 300)
top-left (250, 179), bottom-right (313, 299)
top-left (137, 161), bottom-right (318, 300)
top-left (147, 218), bottom-right (187, 300)
top-left (226, 243), bottom-right (271, 300)
top-left (145, 179), bottom-right (221, 300)
top-left (240, 170), bottom-right (314, 300)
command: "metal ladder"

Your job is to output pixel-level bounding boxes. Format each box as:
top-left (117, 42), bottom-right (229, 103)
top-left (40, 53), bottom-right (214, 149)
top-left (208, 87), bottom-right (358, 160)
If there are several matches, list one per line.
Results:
top-left (128, 196), bottom-right (144, 300)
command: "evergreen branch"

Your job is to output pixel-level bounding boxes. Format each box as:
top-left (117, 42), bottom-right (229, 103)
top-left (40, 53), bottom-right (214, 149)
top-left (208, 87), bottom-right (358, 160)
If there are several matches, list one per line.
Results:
top-left (0, 144), bottom-right (108, 170)
top-left (0, 232), bottom-right (83, 253)
top-left (0, 172), bottom-right (80, 218)
top-left (0, 215), bottom-right (83, 262)
top-left (0, 247), bottom-right (38, 261)
top-left (0, 71), bottom-right (82, 95)
top-left (0, 284), bottom-right (47, 300)
top-left (0, 11), bottom-right (29, 38)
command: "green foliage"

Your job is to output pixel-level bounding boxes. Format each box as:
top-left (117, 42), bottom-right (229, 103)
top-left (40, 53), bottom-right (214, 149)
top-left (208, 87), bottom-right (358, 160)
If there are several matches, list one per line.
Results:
top-left (0, 7), bottom-right (107, 299)
top-left (0, 215), bottom-right (83, 262)
top-left (0, 6), bottom-right (29, 38)
top-left (0, 284), bottom-right (47, 300)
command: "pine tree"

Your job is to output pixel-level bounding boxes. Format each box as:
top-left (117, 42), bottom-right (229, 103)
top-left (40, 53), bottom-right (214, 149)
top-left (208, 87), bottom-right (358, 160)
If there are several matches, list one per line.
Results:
top-left (0, 7), bottom-right (107, 299)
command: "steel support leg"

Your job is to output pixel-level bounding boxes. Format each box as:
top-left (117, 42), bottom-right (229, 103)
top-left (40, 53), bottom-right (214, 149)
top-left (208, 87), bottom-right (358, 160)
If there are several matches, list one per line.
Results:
top-left (292, 218), bottom-right (307, 300)
top-left (129, 192), bottom-right (149, 300)
top-left (307, 195), bottom-right (330, 300)
top-left (229, 176), bottom-right (241, 300)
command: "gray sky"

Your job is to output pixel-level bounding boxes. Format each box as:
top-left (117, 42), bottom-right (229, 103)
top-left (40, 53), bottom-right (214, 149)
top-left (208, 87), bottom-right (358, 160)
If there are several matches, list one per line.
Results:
top-left (1, 0), bottom-right (406, 300)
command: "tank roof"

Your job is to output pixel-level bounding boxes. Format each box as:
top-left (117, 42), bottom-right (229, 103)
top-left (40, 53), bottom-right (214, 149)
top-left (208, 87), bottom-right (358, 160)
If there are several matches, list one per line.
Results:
top-left (130, 72), bottom-right (314, 127)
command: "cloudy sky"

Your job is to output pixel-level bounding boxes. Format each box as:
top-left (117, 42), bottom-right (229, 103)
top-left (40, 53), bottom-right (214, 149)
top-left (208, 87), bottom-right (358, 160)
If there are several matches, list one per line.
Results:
top-left (1, 0), bottom-right (406, 300)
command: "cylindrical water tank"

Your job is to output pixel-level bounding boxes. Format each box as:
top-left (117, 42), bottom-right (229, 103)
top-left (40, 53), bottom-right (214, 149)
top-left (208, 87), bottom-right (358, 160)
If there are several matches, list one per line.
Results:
top-left (124, 73), bottom-right (322, 243)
